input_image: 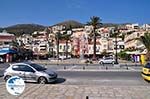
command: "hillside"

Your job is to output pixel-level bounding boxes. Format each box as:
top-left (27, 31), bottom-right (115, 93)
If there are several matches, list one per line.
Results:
top-left (51, 20), bottom-right (84, 29)
top-left (0, 21), bottom-right (127, 37)
top-left (51, 20), bottom-right (123, 29)
top-left (0, 24), bottom-right (46, 36)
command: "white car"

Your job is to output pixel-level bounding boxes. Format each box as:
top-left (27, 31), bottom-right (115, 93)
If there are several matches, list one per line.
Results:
top-left (59, 55), bottom-right (71, 60)
top-left (3, 62), bottom-right (57, 84)
top-left (99, 58), bottom-right (115, 64)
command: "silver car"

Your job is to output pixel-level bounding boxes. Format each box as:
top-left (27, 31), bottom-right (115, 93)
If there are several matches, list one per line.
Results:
top-left (3, 62), bottom-right (57, 84)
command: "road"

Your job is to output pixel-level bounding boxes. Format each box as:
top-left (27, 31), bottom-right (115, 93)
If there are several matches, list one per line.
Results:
top-left (0, 61), bottom-right (149, 98)
top-left (56, 71), bottom-right (149, 86)
top-left (0, 70), bottom-right (148, 86)
top-left (0, 62), bottom-right (147, 86)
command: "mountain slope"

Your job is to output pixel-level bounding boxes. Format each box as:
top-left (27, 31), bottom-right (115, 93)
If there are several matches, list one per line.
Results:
top-left (1, 24), bottom-right (46, 36)
top-left (51, 20), bottom-right (84, 29)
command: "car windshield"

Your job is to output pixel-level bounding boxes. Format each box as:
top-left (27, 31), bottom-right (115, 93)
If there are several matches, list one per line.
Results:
top-left (30, 63), bottom-right (46, 71)
top-left (144, 63), bottom-right (150, 68)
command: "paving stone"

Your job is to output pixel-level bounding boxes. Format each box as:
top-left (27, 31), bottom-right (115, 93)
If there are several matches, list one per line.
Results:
top-left (0, 84), bottom-right (150, 99)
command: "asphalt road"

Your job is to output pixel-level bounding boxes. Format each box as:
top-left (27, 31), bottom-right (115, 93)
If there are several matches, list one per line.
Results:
top-left (0, 70), bottom-right (148, 86)
top-left (55, 71), bottom-right (149, 86)
top-left (0, 62), bottom-right (147, 86)
top-left (54, 71), bottom-right (149, 86)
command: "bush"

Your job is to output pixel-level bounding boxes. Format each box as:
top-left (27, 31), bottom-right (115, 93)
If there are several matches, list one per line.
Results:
top-left (118, 51), bottom-right (131, 60)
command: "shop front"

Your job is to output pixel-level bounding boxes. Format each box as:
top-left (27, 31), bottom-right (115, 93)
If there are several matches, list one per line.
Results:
top-left (0, 48), bottom-right (17, 62)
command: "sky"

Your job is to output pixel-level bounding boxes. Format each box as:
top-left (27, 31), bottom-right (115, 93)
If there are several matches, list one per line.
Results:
top-left (0, 0), bottom-right (150, 27)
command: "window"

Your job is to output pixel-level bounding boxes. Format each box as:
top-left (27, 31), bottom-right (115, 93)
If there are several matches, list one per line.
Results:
top-left (120, 45), bottom-right (124, 49)
top-left (4, 42), bottom-right (10, 45)
top-left (13, 65), bottom-right (34, 72)
top-left (145, 63), bottom-right (150, 68)
top-left (104, 45), bottom-right (107, 48)
top-left (12, 65), bottom-right (20, 71)
top-left (59, 45), bottom-right (62, 49)
top-left (40, 48), bottom-right (46, 50)
top-left (64, 45), bottom-right (66, 50)
top-left (88, 47), bottom-right (90, 50)
top-left (30, 64), bottom-right (46, 71)
top-left (106, 34), bottom-right (109, 37)
top-left (137, 33), bottom-right (140, 37)
top-left (20, 65), bottom-right (34, 72)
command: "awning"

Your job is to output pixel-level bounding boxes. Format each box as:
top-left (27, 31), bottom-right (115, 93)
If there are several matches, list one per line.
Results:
top-left (126, 51), bottom-right (141, 55)
top-left (0, 49), bottom-right (17, 55)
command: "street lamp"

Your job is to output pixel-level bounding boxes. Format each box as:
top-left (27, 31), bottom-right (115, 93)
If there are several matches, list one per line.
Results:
top-left (56, 32), bottom-right (60, 60)
top-left (115, 29), bottom-right (119, 64)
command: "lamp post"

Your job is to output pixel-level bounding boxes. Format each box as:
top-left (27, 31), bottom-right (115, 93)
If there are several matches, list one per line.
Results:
top-left (115, 29), bottom-right (119, 64)
top-left (56, 32), bottom-right (60, 60)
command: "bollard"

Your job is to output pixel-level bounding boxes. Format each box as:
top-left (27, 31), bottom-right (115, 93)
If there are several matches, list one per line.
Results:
top-left (126, 66), bottom-right (128, 70)
top-left (64, 66), bottom-right (66, 69)
top-left (83, 66), bottom-right (85, 70)
top-left (119, 64), bottom-right (121, 68)
top-left (86, 96), bottom-right (89, 99)
top-left (86, 63), bottom-right (88, 66)
top-left (106, 66), bottom-right (108, 70)
top-left (135, 63), bottom-right (137, 67)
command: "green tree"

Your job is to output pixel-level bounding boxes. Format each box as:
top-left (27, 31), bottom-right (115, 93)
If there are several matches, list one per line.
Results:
top-left (138, 33), bottom-right (150, 61)
top-left (118, 50), bottom-right (130, 60)
top-left (87, 16), bottom-right (102, 60)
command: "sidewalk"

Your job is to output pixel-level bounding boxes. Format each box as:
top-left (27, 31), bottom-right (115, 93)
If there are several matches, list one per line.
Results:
top-left (32, 59), bottom-right (141, 65)
top-left (0, 83), bottom-right (150, 99)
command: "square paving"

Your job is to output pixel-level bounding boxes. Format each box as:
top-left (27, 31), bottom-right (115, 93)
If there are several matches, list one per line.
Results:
top-left (0, 83), bottom-right (150, 99)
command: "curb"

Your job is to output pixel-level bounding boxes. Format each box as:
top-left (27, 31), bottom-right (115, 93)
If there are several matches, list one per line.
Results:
top-left (56, 69), bottom-right (141, 72)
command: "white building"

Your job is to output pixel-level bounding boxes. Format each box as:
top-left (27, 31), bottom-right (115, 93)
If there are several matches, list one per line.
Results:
top-left (112, 38), bottom-right (125, 53)
top-left (53, 40), bottom-right (72, 56)
top-left (97, 28), bottom-right (110, 38)
top-left (141, 24), bottom-right (150, 31)
top-left (124, 31), bottom-right (145, 49)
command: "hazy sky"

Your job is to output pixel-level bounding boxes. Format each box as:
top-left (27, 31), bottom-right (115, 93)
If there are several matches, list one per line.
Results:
top-left (0, 0), bottom-right (150, 27)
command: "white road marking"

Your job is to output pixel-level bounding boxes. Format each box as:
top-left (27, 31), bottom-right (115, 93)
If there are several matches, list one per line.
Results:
top-left (68, 65), bottom-right (77, 70)
top-left (128, 67), bottom-right (142, 71)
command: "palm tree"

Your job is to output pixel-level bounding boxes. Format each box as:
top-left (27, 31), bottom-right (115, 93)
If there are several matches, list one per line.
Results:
top-left (138, 33), bottom-right (150, 61)
top-left (87, 16), bottom-right (102, 60)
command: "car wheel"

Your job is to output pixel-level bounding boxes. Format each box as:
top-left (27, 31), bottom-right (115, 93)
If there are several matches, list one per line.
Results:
top-left (38, 77), bottom-right (47, 84)
top-left (100, 61), bottom-right (103, 64)
top-left (4, 75), bottom-right (11, 82)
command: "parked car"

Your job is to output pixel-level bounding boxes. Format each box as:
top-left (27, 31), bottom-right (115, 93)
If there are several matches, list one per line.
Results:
top-left (99, 57), bottom-right (115, 64)
top-left (59, 55), bottom-right (71, 60)
top-left (3, 62), bottom-right (57, 84)
top-left (141, 62), bottom-right (150, 81)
